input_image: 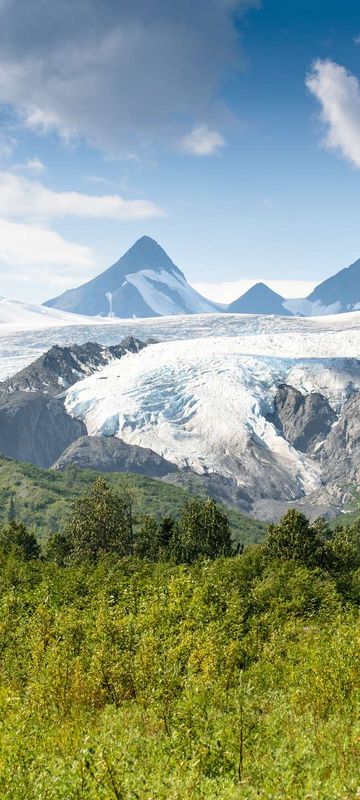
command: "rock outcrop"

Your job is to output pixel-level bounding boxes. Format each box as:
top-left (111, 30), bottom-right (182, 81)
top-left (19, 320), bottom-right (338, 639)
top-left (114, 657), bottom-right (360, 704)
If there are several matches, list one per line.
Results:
top-left (267, 383), bottom-right (337, 453)
top-left (0, 392), bottom-right (86, 467)
top-left (52, 435), bottom-right (179, 478)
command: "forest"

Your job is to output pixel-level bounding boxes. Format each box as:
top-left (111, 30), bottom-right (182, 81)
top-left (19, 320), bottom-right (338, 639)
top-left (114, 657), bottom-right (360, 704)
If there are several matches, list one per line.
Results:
top-left (0, 477), bottom-right (359, 798)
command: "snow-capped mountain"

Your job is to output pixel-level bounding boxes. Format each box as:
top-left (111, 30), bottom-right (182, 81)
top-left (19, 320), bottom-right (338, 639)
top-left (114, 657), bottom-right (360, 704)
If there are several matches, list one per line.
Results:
top-left (283, 257), bottom-right (360, 316)
top-left (227, 282), bottom-right (291, 316)
top-left (44, 236), bottom-right (220, 318)
top-left (305, 257), bottom-right (360, 314)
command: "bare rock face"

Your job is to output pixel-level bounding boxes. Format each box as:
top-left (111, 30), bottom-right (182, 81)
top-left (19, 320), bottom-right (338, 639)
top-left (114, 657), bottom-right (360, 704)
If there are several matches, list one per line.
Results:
top-left (267, 383), bottom-right (337, 453)
top-left (0, 337), bottom-right (146, 396)
top-left (52, 435), bottom-right (179, 478)
top-left (250, 498), bottom-right (341, 524)
top-left (0, 393), bottom-right (86, 467)
top-left (320, 391), bottom-right (360, 490)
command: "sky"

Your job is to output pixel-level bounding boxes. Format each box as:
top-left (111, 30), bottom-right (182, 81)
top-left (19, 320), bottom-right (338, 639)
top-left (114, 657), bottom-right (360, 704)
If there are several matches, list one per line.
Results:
top-left (0, 0), bottom-right (360, 304)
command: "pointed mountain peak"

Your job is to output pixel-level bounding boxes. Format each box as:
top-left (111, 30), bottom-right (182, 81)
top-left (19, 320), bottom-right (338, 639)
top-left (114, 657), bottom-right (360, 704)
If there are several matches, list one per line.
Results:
top-left (242, 282), bottom-right (285, 300)
top-left (128, 235), bottom-right (163, 253)
top-left (228, 282), bottom-right (292, 316)
top-left (114, 235), bottom-right (183, 278)
top-left (44, 236), bottom-right (219, 318)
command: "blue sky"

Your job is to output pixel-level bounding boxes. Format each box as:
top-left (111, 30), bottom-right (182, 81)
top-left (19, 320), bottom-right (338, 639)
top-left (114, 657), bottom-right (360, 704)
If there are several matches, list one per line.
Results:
top-left (0, 0), bottom-right (360, 303)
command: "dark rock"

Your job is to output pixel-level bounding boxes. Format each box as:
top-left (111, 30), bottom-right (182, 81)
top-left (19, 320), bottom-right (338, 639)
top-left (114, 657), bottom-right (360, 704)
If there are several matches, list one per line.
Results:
top-left (0, 393), bottom-right (86, 468)
top-left (320, 390), bottom-right (360, 489)
top-left (0, 337), bottom-right (146, 396)
top-left (267, 383), bottom-right (337, 453)
top-left (52, 435), bottom-right (179, 477)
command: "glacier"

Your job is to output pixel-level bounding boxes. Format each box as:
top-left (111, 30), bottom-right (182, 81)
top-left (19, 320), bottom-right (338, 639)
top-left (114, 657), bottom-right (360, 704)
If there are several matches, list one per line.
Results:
top-left (64, 333), bottom-right (360, 501)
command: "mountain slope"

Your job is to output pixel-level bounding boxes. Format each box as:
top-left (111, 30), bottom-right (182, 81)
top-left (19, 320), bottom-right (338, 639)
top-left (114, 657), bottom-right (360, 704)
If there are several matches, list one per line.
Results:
top-left (0, 392), bottom-right (86, 467)
top-left (53, 435), bottom-right (179, 477)
top-left (227, 282), bottom-right (292, 316)
top-left (0, 337), bottom-right (146, 395)
top-left (306, 257), bottom-right (360, 314)
top-left (44, 236), bottom-right (220, 318)
top-left (0, 455), bottom-right (266, 545)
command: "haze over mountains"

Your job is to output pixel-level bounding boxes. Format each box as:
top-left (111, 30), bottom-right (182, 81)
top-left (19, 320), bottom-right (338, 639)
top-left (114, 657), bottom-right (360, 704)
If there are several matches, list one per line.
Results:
top-left (42, 236), bottom-right (360, 320)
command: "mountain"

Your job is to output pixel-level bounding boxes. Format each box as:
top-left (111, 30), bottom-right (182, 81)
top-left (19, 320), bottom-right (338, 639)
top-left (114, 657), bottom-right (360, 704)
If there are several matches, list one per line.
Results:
top-left (0, 338), bottom-right (147, 468)
top-left (283, 257), bottom-right (360, 316)
top-left (306, 257), bottom-right (360, 314)
top-left (0, 392), bottom-right (86, 468)
top-left (0, 337), bottom-right (146, 395)
top-left (44, 236), bottom-right (220, 318)
top-left (227, 282), bottom-right (292, 316)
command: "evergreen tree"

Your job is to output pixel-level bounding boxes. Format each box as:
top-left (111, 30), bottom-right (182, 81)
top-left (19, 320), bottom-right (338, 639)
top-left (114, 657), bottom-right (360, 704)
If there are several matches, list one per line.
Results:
top-left (65, 478), bottom-right (134, 562)
top-left (46, 531), bottom-right (74, 566)
top-left (0, 520), bottom-right (40, 560)
top-left (171, 497), bottom-right (233, 564)
top-left (135, 514), bottom-right (159, 560)
top-left (263, 509), bottom-right (329, 568)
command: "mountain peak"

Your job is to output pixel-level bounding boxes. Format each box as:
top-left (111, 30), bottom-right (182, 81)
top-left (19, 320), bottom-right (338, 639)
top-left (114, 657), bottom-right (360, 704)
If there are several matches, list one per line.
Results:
top-left (44, 237), bottom-right (219, 319)
top-left (228, 282), bottom-right (292, 316)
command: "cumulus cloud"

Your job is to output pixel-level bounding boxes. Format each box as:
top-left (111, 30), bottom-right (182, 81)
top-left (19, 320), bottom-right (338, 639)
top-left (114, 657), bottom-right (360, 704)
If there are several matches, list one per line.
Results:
top-left (306, 59), bottom-right (360, 168)
top-left (181, 124), bottom-right (225, 155)
top-left (0, 171), bottom-right (163, 221)
top-left (0, 0), bottom-right (258, 152)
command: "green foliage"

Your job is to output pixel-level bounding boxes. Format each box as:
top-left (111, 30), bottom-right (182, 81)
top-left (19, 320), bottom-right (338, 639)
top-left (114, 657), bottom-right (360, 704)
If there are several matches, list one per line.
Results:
top-left (0, 519), bottom-right (40, 560)
top-left (0, 479), bottom-right (359, 797)
top-left (64, 478), bottom-right (134, 562)
top-left (0, 551), bottom-right (358, 798)
top-left (0, 455), bottom-right (266, 546)
top-left (171, 497), bottom-right (233, 563)
top-left (263, 509), bottom-right (330, 568)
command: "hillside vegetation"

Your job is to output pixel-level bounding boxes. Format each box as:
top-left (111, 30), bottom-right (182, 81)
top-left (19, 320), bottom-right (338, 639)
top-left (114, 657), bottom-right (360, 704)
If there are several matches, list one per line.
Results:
top-left (0, 456), bottom-right (265, 546)
top-left (0, 478), bottom-right (359, 798)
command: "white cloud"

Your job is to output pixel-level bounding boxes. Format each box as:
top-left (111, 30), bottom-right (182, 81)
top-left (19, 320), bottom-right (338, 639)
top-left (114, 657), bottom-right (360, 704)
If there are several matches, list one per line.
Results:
top-left (0, 171), bottom-right (164, 221)
top-left (306, 59), bottom-right (360, 168)
top-left (0, 0), bottom-right (258, 152)
top-left (192, 279), bottom-right (318, 304)
top-left (14, 157), bottom-right (46, 173)
top-left (0, 217), bottom-right (94, 269)
top-left (181, 124), bottom-right (226, 156)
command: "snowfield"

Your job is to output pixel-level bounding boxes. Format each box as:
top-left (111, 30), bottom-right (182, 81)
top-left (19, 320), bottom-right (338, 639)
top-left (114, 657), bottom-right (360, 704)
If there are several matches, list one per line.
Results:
top-left (0, 309), bottom-right (360, 381)
top-left (0, 296), bottom-right (103, 329)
